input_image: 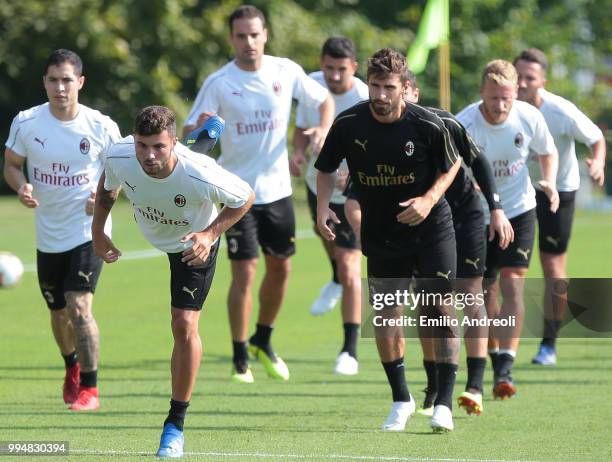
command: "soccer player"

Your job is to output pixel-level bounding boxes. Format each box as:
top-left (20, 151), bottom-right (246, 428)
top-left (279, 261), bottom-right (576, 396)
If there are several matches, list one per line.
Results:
top-left (183, 4), bottom-right (334, 383)
top-left (343, 71), bottom-right (513, 416)
top-left (92, 105), bottom-right (254, 458)
top-left (3, 49), bottom-right (121, 411)
top-left (316, 48), bottom-right (461, 432)
top-left (457, 60), bottom-right (559, 399)
top-left (289, 36), bottom-right (368, 375)
top-left (514, 48), bottom-right (607, 365)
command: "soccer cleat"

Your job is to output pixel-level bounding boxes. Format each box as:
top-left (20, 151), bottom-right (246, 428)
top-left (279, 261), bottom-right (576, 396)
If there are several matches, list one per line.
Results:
top-left (417, 387), bottom-right (437, 416)
top-left (382, 396), bottom-right (415, 431)
top-left (63, 363), bottom-right (80, 404)
top-left (431, 405), bottom-right (454, 432)
top-left (248, 344), bottom-right (290, 381)
top-left (156, 423), bottom-right (184, 458)
top-left (231, 363), bottom-right (254, 384)
top-left (309, 281), bottom-right (342, 316)
top-left (69, 387), bottom-right (100, 411)
top-left (183, 115), bottom-right (225, 155)
top-left (457, 391), bottom-right (483, 416)
top-left (532, 344), bottom-right (557, 366)
top-left (493, 377), bottom-right (517, 400)
top-left (334, 352), bottom-right (358, 375)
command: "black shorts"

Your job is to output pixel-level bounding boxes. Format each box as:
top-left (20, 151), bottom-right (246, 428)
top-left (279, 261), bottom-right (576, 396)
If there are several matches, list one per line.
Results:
top-left (37, 241), bottom-right (103, 310)
top-left (225, 196), bottom-right (296, 260)
top-left (306, 186), bottom-right (358, 250)
top-left (452, 192), bottom-right (486, 278)
top-left (168, 239), bottom-right (220, 310)
top-left (367, 231), bottom-right (456, 296)
top-left (536, 189), bottom-right (576, 254)
top-left (485, 208), bottom-right (536, 279)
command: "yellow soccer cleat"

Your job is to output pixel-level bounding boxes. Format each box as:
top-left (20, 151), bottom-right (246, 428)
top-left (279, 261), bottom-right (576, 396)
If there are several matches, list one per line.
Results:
top-left (248, 344), bottom-right (290, 381)
top-left (458, 391), bottom-right (483, 416)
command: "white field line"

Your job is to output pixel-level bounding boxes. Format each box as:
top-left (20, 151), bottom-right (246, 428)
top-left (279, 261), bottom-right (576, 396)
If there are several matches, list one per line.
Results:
top-left (22, 229), bottom-right (317, 273)
top-left (70, 448), bottom-right (544, 462)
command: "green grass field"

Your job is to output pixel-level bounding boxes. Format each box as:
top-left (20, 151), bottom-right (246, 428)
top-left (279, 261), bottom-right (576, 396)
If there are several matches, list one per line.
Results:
top-left (1, 194), bottom-right (611, 461)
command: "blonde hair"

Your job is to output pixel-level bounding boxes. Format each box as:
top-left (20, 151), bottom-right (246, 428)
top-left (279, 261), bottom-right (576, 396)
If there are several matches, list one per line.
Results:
top-left (480, 59), bottom-right (518, 87)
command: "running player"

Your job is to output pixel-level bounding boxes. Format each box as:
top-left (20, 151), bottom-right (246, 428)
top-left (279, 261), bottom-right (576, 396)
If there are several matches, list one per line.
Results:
top-left (92, 105), bottom-right (254, 458)
top-left (3, 49), bottom-right (121, 411)
top-left (290, 36), bottom-right (368, 375)
top-left (183, 4), bottom-right (334, 383)
top-left (316, 48), bottom-right (461, 432)
top-left (457, 59), bottom-right (559, 399)
top-left (514, 48), bottom-right (606, 365)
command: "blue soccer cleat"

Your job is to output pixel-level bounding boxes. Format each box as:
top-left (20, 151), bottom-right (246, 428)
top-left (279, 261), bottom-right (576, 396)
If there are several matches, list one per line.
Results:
top-left (156, 423), bottom-right (184, 458)
top-left (184, 115), bottom-right (225, 155)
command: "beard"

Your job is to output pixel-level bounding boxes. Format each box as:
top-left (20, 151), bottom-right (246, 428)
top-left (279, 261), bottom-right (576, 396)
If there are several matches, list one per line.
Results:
top-left (370, 99), bottom-right (398, 116)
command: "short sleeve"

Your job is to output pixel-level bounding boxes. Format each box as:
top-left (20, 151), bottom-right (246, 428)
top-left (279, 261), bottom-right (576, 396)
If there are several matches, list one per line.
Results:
top-left (185, 74), bottom-right (222, 127)
top-left (99, 119), bottom-right (122, 162)
top-left (314, 119), bottom-right (345, 173)
top-left (103, 159), bottom-right (121, 191)
top-left (5, 114), bottom-right (27, 157)
top-left (567, 105), bottom-right (604, 147)
top-left (530, 111), bottom-right (557, 156)
top-left (290, 61), bottom-right (328, 111)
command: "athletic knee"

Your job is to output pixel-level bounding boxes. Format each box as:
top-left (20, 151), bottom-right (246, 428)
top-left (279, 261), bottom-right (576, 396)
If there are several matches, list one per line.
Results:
top-left (65, 292), bottom-right (94, 325)
top-left (171, 316), bottom-right (198, 343)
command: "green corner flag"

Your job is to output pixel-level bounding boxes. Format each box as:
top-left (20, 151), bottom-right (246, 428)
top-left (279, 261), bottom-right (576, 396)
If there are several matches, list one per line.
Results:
top-left (407, 0), bottom-right (449, 74)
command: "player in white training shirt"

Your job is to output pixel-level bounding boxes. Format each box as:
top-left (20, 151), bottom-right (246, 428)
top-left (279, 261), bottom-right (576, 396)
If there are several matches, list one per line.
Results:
top-left (457, 60), bottom-right (558, 399)
top-left (183, 5), bottom-right (334, 383)
top-left (289, 37), bottom-right (368, 376)
top-left (3, 49), bottom-right (120, 411)
top-left (514, 48), bottom-right (607, 366)
top-left (92, 106), bottom-right (254, 458)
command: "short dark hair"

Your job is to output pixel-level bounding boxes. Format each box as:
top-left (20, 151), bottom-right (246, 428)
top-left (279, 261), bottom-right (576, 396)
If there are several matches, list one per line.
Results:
top-left (321, 37), bottom-right (356, 60)
top-left (514, 48), bottom-right (548, 72)
top-left (229, 4), bottom-right (266, 31)
top-left (45, 49), bottom-right (83, 76)
top-left (367, 48), bottom-right (411, 83)
top-left (134, 106), bottom-right (176, 138)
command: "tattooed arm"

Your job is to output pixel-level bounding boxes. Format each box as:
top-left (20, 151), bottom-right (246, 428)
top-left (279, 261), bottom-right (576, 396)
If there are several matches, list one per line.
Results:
top-left (91, 172), bottom-right (122, 263)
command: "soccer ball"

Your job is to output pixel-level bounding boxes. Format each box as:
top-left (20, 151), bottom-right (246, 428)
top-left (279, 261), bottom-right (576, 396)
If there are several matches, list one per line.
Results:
top-left (0, 252), bottom-right (24, 288)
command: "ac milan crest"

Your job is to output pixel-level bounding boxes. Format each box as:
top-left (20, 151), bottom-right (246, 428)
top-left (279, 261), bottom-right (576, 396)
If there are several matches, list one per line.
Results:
top-left (174, 194), bottom-right (186, 207)
top-left (272, 81), bottom-right (282, 96)
top-left (79, 137), bottom-right (90, 155)
top-left (404, 141), bottom-right (415, 157)
top-left (514, 132), bottom-right (524, 148)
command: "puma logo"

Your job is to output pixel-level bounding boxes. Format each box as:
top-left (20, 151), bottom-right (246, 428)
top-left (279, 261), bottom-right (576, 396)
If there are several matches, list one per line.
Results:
top-left (34, 137), bottom-right (47, 148)
top-left (465, 257), bottom-right (480, 270)
top-left (338, 229), bottom-right (353, 241)
top-left (354, 138), bottom-right (368, 151)
top-left (182, 286), bottom-right (198, 299)
top-left (124, 181), bottom-right (136, 192)
top-left (78, 271), bottom-right (93, 283)
top-left (546, 236), bottom-right (560, 247)
top-left (517, 247), bottom-right (531, 260)
top-left (436, 270), bottom-right (452, 280)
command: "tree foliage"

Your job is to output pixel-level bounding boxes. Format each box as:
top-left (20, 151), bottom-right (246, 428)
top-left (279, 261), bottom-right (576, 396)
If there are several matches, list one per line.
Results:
top-left (0, 0), bottom-right (609, 178)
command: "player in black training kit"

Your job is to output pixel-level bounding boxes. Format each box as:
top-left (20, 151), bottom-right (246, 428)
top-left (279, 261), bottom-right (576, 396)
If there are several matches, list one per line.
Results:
top-left (316, 49), bottom-right (461, 433)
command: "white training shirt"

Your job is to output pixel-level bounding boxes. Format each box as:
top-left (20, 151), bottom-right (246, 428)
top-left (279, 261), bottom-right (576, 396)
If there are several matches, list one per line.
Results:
top-left (456, 100), bottom-right (556, 222)
top-left (185, 55), bottom-right (329, 205)
top-left (527, 88), bottom-right (604, 192)
top-left (104, 137), bottom-right (252, 253)
top-left (296, 71), bottom-right (369, 204)
top-left (6, 103), bottom-right (120, 253)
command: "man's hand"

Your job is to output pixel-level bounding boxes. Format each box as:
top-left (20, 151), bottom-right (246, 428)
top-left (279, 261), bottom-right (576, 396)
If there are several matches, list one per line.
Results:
top-left (538, 180), bottom-right (559, 213)
top-left (489, 208), bottom-right (514, 249)
top-left (85, 191), bottom-right (96, 216)
top-left (180, 231), bottom-right (215, 266)
top-left (397, 196), bottom-right (434, 226)
top-left (586, 157), bottom-right (605, 187)
top-left (316, 207), bottom-right (340, 241)
top-left (290, 152), bottom-right (307, 177)
top-left (303, 126), bottom-right (328, 156)
top-left (93, 232), bottom-right (122, 263)
top-left (18, 183), bottom-right (38, 208)
top-left (196, 111), bottom-right (216, 128)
